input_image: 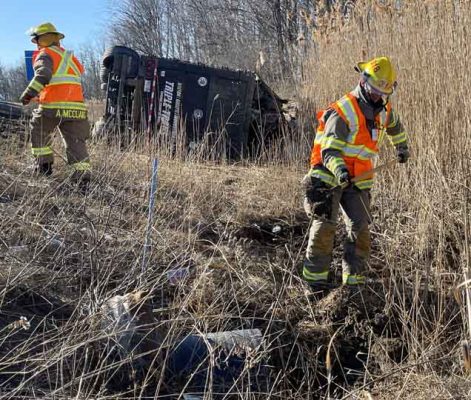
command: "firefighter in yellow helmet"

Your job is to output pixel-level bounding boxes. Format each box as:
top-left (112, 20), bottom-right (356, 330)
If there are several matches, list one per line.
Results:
top-left (303, 56), bottom-right (409, 291)
top-left (20, 22), bottom-right (91, 191)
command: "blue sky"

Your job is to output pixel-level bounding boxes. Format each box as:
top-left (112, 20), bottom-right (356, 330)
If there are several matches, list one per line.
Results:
top-left (0, 0), bottom-right (110, 67)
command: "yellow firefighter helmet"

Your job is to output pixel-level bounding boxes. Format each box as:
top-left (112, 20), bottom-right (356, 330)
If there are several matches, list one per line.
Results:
top-left (355, 56), bottom-right (397, 95)
top-left (29, 22), bottom-right (65, 43)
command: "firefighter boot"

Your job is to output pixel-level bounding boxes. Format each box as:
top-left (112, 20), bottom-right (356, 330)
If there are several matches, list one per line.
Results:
top-left (33, 162), bottom-right (53, 177)
top-left (71, 170), bottom-right (91, 194)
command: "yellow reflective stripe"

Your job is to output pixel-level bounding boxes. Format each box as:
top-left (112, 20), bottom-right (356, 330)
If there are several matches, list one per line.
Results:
top-left (71, 161), bottom-right (91, 171)
top-left (49, 76), bottom-right (82, 84)
top-left (64, 51), bottom-right (82, 76)
top-left (379, 107), bottom-right (393, 129)
top-left (48, 78), bottom-right (82, 86)
top-left (49, 47), bottom-right (82, 83)
top-left (337, 97), bottom-right (359, 142)
top-left (47, 81), bottom-right (82, 87)
top-left (389, 131), bottom-right (407, 145)
top-left (386, 110), bottom-right (397, 129)
top-left (68, 59), bottom-right (81, 76)
top-left (61, 52), bottom-right (73, 74)
top-left (379, 109), bottom-right (387, 126)
top-left (321, 136), bottom-right (346, 151)
top-left (343, 273), bottom-right (365, 285)
top-left (47, 46), bottom-right (64, 57)
top-left (303, 268), bottom-right (329, 282)
top-left (309, 168), bottom-right (336, 187)
top-left (40, 102), bottom-right (87, 111)
top-left (354, 179), bottom-right (373, 190)
top-left (361, 146), bottom-right (377, 158)
top-left (326, 157), bottom-right (346, 174)
top-left (28, 78), bottom-right (45, 92)
top-left (314, 131), bottom-right (324, 145)
top-left (32, 146), bottom-right (53, 156)
top-left (56, 50), bottom-right (72, 75)
top-left (59, 50), bottom-right (81, 76)
top-left (377, 128), bottom-right (387, 146)
top-left (343, 144), bottom-right (377, 160)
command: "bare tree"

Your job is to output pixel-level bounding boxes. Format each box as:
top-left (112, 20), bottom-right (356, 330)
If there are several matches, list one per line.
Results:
top-left (105, 0), bottom-right (355, 83)
top-left (108, 0), bottom-right (165, 56)
top-left (77, 42), bottom-right (106, 100)
top-left (0, 63), bottom-right (28, 102)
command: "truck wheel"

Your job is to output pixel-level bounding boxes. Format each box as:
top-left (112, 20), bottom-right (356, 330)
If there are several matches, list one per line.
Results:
top-left (101, 46), bottom-right (140, 79)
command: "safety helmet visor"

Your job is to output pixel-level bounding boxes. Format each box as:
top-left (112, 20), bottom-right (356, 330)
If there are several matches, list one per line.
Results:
top-left (364, 77), bottom-right (397, 96)
top-left (364, 74), bottom-right (397, 95)
top-left (362, 80), bottom-right (394, 103)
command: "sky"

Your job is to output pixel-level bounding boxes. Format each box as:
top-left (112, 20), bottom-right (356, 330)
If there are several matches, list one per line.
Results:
top-left (0, 0), bottom-right (110, 67)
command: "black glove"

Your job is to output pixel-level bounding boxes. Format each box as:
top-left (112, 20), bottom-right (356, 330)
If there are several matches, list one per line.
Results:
top-left (20, 91), bottom-right (34, 105)
top-left (337, 169), bottom-right (351, 185)
top-left (397, 147), bottom-right (410, 164)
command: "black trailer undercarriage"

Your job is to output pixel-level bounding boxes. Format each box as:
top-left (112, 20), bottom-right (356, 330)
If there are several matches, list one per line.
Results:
top-left (95, 46), bottom-right (293, 158)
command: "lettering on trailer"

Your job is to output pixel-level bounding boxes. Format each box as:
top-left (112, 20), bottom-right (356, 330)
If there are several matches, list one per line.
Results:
top-left (158, 80), bottom-right (175, 137)
top-left (172, 82), bottom-right (183, 138)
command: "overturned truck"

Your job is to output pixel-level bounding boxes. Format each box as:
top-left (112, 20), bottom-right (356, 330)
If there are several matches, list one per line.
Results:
top-left (95, 46), bottom-right (291, 158)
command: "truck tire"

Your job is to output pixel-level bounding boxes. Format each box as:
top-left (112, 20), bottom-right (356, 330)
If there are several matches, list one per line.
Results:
top-left (101, 46), bottom-right (140, 80)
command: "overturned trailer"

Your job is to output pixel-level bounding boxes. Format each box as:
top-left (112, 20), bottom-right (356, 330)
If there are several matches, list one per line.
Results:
top-left (0, 100), bottom-right (29, 139)
top-left (95, 46), bottom-right (290, 158)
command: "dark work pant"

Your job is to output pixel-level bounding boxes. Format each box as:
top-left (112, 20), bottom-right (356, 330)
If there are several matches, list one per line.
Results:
top-left (30, 107), bottom-right (90, 168)
top-left (303, 176), bottom-right (371, 284)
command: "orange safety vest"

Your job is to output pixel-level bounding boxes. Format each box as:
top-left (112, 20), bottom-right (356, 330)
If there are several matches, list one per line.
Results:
top-left (309, 92), bottom-right (392, 189)
top-left (33, 46), bottom-right (86, 111)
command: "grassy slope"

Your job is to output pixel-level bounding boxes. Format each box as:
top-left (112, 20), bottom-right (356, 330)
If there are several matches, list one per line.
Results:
top-left (1, 1), bottom-right (471, 398)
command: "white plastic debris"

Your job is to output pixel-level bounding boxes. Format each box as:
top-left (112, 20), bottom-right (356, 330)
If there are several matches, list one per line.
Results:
top-left (47, 237), bottom-right (65, 250)
top-left (9, 245), bottom-right (29, 253)
top-left (205, 329), bottom-right (263, 353)
top-left (100, 294), bottom-right (135, 354)
top-left (9, 316), bottom-right (30, 331)
top-left (167, 266), bottom-right (191, 285)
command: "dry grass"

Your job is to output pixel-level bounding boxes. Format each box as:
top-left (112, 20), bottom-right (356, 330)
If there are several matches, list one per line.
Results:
top-left (298, 0), bottom-right (471, 396)
top-left (0, 0), bottom-right (470, 398)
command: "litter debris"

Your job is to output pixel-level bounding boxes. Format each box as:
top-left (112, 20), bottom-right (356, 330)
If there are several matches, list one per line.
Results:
top-left (8, 245), bottom-right (29, 254)
top-left (47, 236), bottom-right (65, 250)
top-left (206, 328), bottom-right (263, 353)
top-left (8, 316), bottom-right (30, 331)
top-left (166, 328), bottom-right (269, 394)
top-left (95, 291), bottom-right (161, 369)
top-left (0, 195), bottom-right (11, 203)
top-left (167, 266), bottom-right (191, 285)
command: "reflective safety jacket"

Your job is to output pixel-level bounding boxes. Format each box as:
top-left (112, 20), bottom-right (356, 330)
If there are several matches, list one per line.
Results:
top-left (310, 91), bottom-right (406, 190)
top-left (29, 46), bottom-right (86, 112)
